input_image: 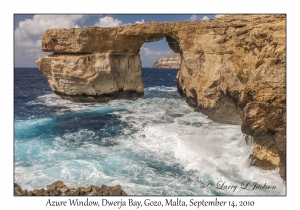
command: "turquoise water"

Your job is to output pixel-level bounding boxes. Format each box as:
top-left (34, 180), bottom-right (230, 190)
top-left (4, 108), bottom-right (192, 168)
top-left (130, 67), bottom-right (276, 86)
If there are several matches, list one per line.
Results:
top-left (14, 68), bottom-right (285, 195)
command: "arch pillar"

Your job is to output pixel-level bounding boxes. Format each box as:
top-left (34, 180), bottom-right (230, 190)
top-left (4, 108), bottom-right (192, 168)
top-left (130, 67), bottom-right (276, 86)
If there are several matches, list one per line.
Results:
top-left (36, 51), bottom-right (144, 102)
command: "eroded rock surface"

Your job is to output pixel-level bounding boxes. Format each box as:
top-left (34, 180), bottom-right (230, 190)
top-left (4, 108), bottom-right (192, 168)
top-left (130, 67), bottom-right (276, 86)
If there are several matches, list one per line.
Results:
top-left (36, 14), bottom-right (286, 180)
top-left (36, 52), bottom-right (143, 102)
top-left (14, 181), bottom-right (128, 196)
top-left (241, 102), bottom-right (286, 178)
top-left (153, 54), bottom-right (181, 69)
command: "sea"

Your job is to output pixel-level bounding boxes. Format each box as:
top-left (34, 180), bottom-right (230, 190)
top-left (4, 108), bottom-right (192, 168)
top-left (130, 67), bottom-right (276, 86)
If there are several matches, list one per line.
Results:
top-left (14, 67), bottom-right (285, 195)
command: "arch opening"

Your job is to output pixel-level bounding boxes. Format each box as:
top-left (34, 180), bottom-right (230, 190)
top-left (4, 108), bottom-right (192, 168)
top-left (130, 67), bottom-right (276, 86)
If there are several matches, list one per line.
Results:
top-left (136, 37), bottom-right (181, 94)
top-left (106, 35), bottom-right (182, 100)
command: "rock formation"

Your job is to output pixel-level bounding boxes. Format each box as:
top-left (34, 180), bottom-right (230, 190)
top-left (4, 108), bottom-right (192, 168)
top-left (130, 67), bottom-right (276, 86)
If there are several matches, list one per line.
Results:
top-left (14, 181), bottom-right (128, 196)
top-left (36, 14), bottom-right (286, 180)
top-left (153, 54), bottom-right (181, 69)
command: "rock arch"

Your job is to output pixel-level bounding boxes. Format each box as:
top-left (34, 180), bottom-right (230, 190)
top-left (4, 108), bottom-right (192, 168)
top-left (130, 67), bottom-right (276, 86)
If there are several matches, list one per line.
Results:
top-left (36, 14), bottom-right (286, 180)
top-left (37, 26), bottom-right (182, 102)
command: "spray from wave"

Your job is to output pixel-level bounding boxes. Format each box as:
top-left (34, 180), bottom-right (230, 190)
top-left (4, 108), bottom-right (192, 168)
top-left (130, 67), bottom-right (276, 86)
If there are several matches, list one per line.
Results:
top-left (14, 86), bottom-right (285, 195)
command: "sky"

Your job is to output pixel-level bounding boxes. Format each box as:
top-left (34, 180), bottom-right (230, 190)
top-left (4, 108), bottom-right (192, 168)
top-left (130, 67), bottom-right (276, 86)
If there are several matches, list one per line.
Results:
top-left (14, 14), bottom-right (224, 67)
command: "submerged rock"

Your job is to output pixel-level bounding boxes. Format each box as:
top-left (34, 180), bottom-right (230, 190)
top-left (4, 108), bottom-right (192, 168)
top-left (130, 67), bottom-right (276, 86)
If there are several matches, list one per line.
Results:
top-left (14, 181), bottom-right (128, 196)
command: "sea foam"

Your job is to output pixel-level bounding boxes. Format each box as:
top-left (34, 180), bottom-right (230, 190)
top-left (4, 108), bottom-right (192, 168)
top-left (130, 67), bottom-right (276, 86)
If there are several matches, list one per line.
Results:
top-left (14, 86), bottom-right (285, 195)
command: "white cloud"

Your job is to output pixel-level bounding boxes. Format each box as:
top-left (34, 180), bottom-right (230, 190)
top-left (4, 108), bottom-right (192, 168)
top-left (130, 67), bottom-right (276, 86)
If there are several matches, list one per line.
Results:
top-left (202, 16), bottom-right (209, 20)
top-left (14, 15), bottom-right (86, 67)
top-left (190, 15), bottom-right (198, 21)
top-left (140, 47), bottom-right (174, 57)
top-left (215, 14), bottom-right (225, 18)
top-left (135, 19), bottom-right (145, 24)
top-left (15, 15), bottom-right (83, 38)
top-left (140, 46), bottom-right (175, 67)
top-left (94, 16), bottom-right (122, 27)
top-left (140, 46), bottom-right (176, 67)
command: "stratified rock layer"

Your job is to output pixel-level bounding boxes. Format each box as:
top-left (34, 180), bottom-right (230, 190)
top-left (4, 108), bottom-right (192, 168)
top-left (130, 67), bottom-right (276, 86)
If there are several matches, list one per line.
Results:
top-left (36, 52), bottom-right (143, 102)
top-left (14, 181), bottom-right (128, 196)
top-left (153, 54), bottom-right (181, 69)
top-left (36, 14), bottom-right (286, 180)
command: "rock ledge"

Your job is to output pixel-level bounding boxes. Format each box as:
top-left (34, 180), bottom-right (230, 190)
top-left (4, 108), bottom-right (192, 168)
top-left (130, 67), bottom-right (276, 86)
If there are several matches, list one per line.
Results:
top-left (14, 181), bottom-right (128, 196)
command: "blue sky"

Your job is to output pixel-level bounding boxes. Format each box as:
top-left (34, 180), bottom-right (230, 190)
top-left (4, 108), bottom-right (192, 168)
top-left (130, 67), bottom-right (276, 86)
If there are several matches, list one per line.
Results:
top-left (14, 14), bottom-right (223, 67)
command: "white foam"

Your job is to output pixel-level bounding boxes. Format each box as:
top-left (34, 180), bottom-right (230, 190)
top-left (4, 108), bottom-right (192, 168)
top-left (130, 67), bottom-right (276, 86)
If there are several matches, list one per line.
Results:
top-left (15, 118), bottom-right (54, 130)
top-left (26, 93), bottom-right (106, 112)
top-left (110, 87), bottom-right (285, 195)
top-left (15, 86), bottom-right (286, 195)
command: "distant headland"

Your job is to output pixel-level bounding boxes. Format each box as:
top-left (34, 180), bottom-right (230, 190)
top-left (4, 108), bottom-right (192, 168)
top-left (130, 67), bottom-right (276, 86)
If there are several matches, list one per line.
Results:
top-left (152, 54), bottom-right (180, 69)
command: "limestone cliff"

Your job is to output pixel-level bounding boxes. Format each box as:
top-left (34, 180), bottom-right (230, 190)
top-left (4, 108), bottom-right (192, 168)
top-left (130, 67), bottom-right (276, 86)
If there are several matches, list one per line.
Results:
top-left (36, 14), bottom-right (286, 180)
top-left (153, 54), bottom-right (180, 69)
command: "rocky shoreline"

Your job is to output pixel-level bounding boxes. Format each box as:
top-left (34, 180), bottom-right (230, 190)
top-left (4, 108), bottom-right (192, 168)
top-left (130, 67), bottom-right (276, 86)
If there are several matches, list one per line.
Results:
top-left (14, 181), bottom-right (128, 196)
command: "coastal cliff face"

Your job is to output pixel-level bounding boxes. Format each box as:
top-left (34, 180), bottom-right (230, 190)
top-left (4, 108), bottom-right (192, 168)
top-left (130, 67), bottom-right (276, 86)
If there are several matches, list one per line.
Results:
top-left (153, 54), bottom-right (181, 69)
top-left (36, 14), bottom-right (286, 180)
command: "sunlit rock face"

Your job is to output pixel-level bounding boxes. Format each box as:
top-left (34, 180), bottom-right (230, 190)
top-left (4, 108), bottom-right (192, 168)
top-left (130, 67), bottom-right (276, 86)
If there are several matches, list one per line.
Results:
top-left (36, 52), bottom-right (144, 101)
top-left (36, 14), bottom-right (286, 180)
top-left (153, 54), bottom-right (181, 69)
